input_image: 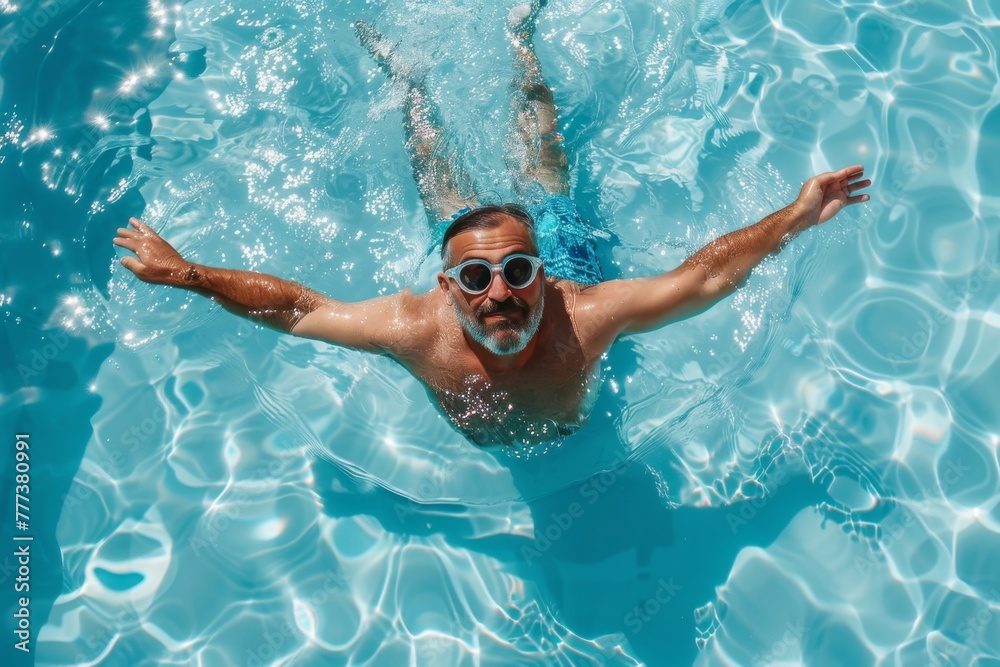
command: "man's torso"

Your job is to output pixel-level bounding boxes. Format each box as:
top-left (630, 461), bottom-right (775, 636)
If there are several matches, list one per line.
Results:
top-left (393, 279), bottom-right (606, 445)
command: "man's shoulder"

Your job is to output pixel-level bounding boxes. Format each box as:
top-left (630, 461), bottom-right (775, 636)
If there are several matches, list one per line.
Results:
top-left (376, 287), bottom-right (447, 356)
top-left (545, 275), bottom-right (593, 298)
top-left (550, 278), bottom-right (637, 360)
top-left (545, 277), bottom-right (615, 329)
top-left (549, 277), bottom-right (620, 314)
top-left (389, 287), bottom-right (445, 329)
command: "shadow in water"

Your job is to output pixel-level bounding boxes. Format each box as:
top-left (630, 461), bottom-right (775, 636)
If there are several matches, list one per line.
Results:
top-left (0, 4), bottom-right (176, 665)
top-left (310, 410), bottom-right (887, 666)
top-left (513, 461), bottom-right (834, 666)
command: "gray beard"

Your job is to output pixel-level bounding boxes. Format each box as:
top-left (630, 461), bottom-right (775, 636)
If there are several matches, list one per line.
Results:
top-left (453, 288), bottom-right (544, 356)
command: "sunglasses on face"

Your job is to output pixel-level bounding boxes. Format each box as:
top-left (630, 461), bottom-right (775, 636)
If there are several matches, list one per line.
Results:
top-left (443, 253), bottom-right (544, 295)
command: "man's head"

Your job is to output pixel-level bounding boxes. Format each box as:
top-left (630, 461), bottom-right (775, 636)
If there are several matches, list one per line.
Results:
top-left (437, 205), bottom-right (545, 356)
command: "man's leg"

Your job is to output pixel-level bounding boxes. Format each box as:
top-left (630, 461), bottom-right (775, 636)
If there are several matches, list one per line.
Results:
top-left (356, 21), bottom-right (478, 222)
top-left (507, 1), bottom-right (570, 196)
top-left (505, 4), bottom-right (604, 285)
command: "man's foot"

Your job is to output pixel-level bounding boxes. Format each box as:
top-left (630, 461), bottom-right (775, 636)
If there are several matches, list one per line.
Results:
top-left (507, 0), bottom-right (546, 46)
top-left (354, 20), bottom-right (408, 79)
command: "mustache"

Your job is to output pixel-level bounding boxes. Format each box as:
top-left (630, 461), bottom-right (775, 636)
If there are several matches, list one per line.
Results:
top-left (477, 297), bottom-right (529, 318)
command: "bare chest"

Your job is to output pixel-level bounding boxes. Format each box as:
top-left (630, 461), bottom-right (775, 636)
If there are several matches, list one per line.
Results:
top-left (410, 334), bottom-right (599, 445)
top-left (431, 363), bottom-right (601, 445)
top-left (399, 281), bottom-right (603, 445)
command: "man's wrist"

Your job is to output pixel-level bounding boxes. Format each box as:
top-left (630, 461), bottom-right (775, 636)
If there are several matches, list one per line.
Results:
top-left (166, 261), bottom-right (202, 288)
top-left (783, 201), bottom-right (813, 236)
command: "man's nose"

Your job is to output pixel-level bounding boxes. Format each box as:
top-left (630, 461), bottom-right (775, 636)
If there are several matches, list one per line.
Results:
top-left (485, 270), bottom-right (511, 300)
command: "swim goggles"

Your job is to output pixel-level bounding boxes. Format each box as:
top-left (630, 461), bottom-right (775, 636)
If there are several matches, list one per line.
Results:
top-left (443, 253), bottom-right (543, 295)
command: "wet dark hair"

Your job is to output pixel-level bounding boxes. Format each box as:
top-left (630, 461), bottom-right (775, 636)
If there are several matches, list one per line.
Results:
top-left (441, 204), bottom-right (538, 267)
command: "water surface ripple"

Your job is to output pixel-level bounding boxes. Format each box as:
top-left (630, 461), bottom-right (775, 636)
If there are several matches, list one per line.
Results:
top-left (3, 0), bottom-right (997, 664)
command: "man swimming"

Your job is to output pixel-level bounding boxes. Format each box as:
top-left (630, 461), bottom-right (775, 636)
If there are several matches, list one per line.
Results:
top-left (114, 3), bottom-right (871, 446)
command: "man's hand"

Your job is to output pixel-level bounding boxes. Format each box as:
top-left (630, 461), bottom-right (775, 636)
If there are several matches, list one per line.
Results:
top-left (113, 215), bottom-right (428, 354)
top-left (573, 165), bottom-right (873, 347)
top-left (113, 217), bottom-right (191, 285)
top-left (791, 165), bottom-right (871, 231)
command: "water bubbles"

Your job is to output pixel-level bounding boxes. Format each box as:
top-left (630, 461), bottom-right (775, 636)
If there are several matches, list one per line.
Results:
top-left (240, 239), bottom-right (270, 268)
top-left (260, 26), bottom-right (286, 49)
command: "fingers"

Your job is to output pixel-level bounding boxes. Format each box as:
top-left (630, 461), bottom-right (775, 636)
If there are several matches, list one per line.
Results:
top-left (118, 218), bottom-right (157, 277)
top-left (815, 165), bottom-right (865, 186)
top-left (835, 164), bottom-right (864, 179)
top-left (112, 236), bottom-right (138, 250)
top-left (116, 217), bottom-right (152, 254)
top-left (847, 178), bottom-right (871, 193)
top-left (120, 256), bottom-right (144, 272)
top-left (129, 217), bottom-right (158, 236)
top-left (847, 194), bottom-right (870, 205)
top-left (116, 219), bottom-right (145, 254)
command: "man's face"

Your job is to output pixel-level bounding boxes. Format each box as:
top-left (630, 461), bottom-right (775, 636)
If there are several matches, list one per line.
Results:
top-left (438, 216), bottom-right (545, 356)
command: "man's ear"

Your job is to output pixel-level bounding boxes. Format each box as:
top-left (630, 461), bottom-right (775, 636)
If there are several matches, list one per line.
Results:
top-left (437, 273), bottom-right (453, 304)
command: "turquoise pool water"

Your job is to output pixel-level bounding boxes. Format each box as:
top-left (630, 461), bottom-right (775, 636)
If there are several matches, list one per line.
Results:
top-left (1, 0), bottom-right (998, 664)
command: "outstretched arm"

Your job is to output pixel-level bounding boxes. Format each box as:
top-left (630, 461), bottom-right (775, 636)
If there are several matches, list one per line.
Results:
top-left (113, 217), bottom-right (418, 353)
top-left (576, 166), bottom-right (871, 345)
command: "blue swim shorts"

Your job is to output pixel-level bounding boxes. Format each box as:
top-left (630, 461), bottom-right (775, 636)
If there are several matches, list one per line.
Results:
top-left (433, 194), bottom-right (603, 286)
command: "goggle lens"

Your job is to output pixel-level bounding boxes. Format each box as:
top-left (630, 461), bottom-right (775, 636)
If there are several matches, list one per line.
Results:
top-left (502, 256), bottom-right (534, 288)
top-left (459, 263), bottom-right (492, 292)
top-left (453, 254), bottom-right (540, 294)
